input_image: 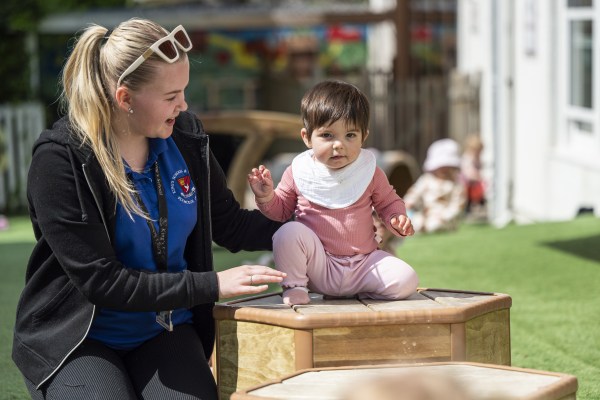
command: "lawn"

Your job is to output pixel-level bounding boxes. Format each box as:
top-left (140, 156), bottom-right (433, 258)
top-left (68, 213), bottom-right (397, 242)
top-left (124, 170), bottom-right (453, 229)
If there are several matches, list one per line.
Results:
top-left (1, 215), bottom-right (598, 399)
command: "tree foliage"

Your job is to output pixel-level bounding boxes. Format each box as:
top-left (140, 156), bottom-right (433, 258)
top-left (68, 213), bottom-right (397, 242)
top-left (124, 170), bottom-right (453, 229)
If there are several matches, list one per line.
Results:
top-left (0, 0), bottom-right (127, 102)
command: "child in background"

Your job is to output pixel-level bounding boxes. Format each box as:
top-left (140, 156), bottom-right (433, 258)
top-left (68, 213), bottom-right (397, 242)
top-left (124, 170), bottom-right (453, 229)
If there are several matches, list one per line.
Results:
top-left (461, 134), bottom-right (486, 217)
top-left (403, 138), bottom-right (466, 233)
top-left (248, 80), bottom-right (419, 305)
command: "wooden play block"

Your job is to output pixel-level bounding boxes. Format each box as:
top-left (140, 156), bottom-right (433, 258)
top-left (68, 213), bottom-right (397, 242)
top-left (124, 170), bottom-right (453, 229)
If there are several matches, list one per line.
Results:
top-left (214, 288), bottom-right (512, 399)
top-left (230, 362), bottom-right (578, 400)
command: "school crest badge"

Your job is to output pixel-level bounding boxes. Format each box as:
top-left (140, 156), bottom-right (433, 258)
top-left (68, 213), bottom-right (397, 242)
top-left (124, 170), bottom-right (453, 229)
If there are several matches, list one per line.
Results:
top-left (170, 169), bottom-right (196, 204)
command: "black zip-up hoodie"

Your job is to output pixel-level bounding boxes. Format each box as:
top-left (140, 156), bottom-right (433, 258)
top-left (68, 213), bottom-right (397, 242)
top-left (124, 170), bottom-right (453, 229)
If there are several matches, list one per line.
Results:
top-left (12, 111), bottom-right (281, 389)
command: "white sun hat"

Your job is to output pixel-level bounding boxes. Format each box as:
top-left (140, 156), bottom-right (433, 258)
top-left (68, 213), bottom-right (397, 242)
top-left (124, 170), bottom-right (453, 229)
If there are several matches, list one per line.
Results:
top-left (423, 138), bottom-right (461, 172)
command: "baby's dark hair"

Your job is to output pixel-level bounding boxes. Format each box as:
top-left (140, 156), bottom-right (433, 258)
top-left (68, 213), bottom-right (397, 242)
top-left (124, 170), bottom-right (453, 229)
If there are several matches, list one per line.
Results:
top-left (301, 80), bottom-right (370, 140)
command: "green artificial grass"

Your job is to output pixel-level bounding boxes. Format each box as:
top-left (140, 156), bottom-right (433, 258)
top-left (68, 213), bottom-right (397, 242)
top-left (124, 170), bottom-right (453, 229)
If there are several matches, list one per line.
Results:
top-left (1, 215), bottom-right (598, 399)
top-left (397, 216), bottom-right (600, 400)
top-left (0, 216), bottom-right (37, 399)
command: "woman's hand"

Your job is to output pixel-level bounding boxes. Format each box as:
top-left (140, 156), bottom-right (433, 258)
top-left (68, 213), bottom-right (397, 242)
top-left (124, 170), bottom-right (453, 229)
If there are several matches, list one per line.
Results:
top-left (391, 214), bottom-right (415, 237)
top-left (217, 265), bottom-right (286, 300)
top-left (247, 165), bottom-right (274, 204)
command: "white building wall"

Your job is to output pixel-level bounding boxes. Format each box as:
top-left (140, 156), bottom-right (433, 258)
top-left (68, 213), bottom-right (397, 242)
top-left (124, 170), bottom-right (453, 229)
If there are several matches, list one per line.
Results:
top-left (457, 0), bottom-right (514, 226)
top-left (458, 0), bottom-right (600, 223)
top-left (511, 0), bottom-right (555, 222)
top-left (548, 156), bottom-right (600, 219)
top-left (515, 1), bottom-right (600, 220)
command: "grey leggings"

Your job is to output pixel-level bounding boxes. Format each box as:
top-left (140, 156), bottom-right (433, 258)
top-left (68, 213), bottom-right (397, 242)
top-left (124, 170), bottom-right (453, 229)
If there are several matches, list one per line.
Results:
top-left (24, 324), bottom-right (217, 400)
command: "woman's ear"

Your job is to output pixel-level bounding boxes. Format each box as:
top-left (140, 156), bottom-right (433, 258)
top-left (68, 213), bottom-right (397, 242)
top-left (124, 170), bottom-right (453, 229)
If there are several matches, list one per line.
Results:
top-left (114, 86), bottom-right (132, 113)
top-left (301, 128), bottom-right (312, 148)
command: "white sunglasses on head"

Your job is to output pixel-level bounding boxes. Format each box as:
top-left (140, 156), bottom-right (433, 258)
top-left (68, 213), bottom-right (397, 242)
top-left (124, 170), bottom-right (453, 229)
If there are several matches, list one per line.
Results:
top-left (117, 25), bottom-right (193, 87)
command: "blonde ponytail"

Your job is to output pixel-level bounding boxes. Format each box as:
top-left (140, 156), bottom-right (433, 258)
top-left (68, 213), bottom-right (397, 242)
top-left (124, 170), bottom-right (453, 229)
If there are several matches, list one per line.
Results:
top-left (60, 19), bottom-right (169, 218)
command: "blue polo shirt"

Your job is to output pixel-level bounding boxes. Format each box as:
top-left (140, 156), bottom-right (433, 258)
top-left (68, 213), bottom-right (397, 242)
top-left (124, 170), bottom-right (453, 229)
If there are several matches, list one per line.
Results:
top-left (88, 137), bottom-right (198, 350)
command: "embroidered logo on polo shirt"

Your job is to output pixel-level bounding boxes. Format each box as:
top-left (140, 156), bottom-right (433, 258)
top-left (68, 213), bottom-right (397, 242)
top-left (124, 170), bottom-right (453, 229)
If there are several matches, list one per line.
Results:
top-left (170, 169), bottom-right (196, 204)
top-left (177, 175), bottom-right (191, 194)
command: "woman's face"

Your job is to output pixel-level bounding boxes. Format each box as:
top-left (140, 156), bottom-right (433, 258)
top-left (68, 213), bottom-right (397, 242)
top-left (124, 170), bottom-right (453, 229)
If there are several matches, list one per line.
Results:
top-left (127, 57), bottom-right (190, 139)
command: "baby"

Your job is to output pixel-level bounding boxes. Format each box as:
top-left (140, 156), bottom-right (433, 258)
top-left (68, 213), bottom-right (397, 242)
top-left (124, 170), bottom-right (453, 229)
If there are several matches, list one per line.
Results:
top-left (248, 80), bottom-right (419, 305)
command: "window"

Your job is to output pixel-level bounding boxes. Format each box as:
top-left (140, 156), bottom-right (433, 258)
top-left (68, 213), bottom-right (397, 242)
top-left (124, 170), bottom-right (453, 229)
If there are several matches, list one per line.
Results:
top-left (557, 0), bottom-right (599, 157)
top-left (569, 20), bottom-right (593, 108)
top-left (568, 0), bottom-right (593, 7)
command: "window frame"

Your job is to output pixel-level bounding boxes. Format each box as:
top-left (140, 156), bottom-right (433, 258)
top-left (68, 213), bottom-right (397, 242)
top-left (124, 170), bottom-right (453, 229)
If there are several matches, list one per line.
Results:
top-left (557, 1), bottom-right (600, 160)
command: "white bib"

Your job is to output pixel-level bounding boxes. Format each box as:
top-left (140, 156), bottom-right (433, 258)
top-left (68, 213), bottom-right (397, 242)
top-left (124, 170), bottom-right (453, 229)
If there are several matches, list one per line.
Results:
top-left (291, 149), bottom-right (376, 209)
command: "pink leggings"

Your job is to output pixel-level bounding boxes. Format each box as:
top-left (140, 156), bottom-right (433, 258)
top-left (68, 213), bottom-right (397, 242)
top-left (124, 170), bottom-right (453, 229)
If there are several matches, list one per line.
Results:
top-left (272, 222), bottom-right (419, 300)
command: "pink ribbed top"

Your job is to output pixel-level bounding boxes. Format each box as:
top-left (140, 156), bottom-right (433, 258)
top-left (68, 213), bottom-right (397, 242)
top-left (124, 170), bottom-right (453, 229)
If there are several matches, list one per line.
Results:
top-left (257, 166), bottom-right (406, 256)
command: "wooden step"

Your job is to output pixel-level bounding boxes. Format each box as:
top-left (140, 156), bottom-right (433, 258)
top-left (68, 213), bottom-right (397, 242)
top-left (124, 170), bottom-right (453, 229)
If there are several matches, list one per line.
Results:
top-left (213, 288), bottom-right (512, 399)
top-left (231, 362), bottom-right (577, 400)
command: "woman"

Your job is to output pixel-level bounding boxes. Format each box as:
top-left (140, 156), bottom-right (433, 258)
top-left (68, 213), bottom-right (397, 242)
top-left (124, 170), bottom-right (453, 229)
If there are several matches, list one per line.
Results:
top-left (12, 18), bottom-right (285, 399)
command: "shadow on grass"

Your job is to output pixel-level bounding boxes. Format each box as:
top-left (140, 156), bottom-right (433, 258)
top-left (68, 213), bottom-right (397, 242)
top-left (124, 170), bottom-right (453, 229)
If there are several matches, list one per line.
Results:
top-left (542, 234), bottom-right (600, 263)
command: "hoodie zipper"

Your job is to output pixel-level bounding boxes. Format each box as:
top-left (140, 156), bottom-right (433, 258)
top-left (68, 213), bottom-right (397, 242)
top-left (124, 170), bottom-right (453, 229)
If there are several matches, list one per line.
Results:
top-left (36, 163), bottom-right (107, 390)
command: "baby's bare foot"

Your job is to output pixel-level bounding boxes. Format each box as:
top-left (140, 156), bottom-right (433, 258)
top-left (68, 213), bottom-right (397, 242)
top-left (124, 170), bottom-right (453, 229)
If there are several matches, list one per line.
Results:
top-left (282, 287), bottom-right (310, 305)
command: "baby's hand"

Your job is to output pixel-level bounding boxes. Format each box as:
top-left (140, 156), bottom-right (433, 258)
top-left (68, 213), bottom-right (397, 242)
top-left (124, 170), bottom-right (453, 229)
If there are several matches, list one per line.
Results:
top-left (248, 165), bottom-right (274, 204)
top-left (391, 214), bottom-right (414, 237)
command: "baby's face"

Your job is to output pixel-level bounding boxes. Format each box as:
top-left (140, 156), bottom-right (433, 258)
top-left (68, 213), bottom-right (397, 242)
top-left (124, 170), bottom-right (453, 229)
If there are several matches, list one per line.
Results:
top-left (432, 166), bottom-right (460, 181)
top-left (302, 119), bottom-right (367, 169)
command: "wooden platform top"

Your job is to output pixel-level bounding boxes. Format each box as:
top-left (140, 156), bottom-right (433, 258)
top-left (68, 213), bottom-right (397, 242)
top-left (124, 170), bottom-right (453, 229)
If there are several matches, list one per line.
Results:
top-left (231, 362), bottom-right (578, 400)
top-left (213, 288), bottom-right (512, 329)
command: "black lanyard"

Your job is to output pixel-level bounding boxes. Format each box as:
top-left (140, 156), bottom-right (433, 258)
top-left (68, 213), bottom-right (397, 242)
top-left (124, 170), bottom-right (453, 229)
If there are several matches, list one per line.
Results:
top-left (129, 162), bottom-right (169, 272)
